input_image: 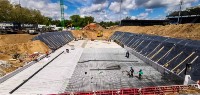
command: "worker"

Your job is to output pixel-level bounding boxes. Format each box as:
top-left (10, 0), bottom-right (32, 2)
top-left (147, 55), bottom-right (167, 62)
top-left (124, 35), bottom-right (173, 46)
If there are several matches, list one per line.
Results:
top-left (66, 49), bottom-right (69, 53)
top-left (138, 69), bottom-right (143, 80)
top-left (46, 51), bottom-right (49, 58)
top-left (130, 67), bottom-right (134, 78)
top-left (126, 51), bottom-right (129, 58)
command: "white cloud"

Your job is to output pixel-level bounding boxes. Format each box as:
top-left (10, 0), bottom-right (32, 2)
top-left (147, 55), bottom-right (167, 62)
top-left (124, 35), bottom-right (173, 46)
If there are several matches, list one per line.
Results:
top-left (10, 0), bottom-right (68, 20)
top-left (134, 0), bottom-right (198, 13)
top-left (109, 0), bottom-right (136, 13)
top-left (131, 16), bottom-right (137, 19)
top-left (9, 0), bottom-right (199, 22)
top-left (165, 2), bottom-right (194, 13)
top-left (145, 9), bottom-right (153, 13)
top-left (137, 12), bottom-right (149, 19)
top-left (79, 1), bottom-right (108, 14)
top-left (109, 2), bottom-right (121, 13)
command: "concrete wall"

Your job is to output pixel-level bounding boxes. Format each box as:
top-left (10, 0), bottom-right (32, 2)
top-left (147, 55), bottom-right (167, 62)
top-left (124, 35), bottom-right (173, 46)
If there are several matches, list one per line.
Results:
top-left (111, 31), bottom-right (200, 82)
top-left (125, 46), bottom-right (187, 84)
top-left (33, 31), bottom-right (74, 50)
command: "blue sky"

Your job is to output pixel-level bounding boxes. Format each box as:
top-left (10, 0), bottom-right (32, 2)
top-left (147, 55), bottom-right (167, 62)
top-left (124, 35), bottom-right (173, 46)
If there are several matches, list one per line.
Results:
top-left (10, 0), bottom-right (200, 22)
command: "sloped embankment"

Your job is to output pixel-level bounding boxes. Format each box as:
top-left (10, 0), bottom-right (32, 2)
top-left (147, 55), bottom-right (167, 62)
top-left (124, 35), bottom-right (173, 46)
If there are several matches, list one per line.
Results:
top-left (0, 34), bottom-right (50, 76)
top-left (114, 24), bottom-right (200, 40)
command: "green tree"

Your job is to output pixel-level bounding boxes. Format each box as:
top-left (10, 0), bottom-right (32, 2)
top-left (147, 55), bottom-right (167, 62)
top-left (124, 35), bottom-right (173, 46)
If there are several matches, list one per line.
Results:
top-left (0, 0), bottom-right (49, 25)
top-left (70, 15), bottom-right (81, 27)
top-left (70, 15), bottom-right (94, 27)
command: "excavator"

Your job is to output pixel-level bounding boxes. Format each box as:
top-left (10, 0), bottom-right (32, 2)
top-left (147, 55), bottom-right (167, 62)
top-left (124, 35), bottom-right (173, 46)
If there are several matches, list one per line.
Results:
top-left (97, 30), bottom-right (103, 37)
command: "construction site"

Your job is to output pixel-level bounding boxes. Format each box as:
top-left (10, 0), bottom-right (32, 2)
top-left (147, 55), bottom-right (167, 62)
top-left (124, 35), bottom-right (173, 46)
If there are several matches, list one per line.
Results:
top-left (1, 0), bottom-right (200, 95)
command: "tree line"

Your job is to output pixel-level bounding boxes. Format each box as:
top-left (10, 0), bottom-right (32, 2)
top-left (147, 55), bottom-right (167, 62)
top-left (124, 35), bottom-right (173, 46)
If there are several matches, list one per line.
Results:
top-left (0, 0), bottom-right (50, 25)
top-left (0, 0), bottom-right (119, 27)
top-left (51, 15), bottom-right (94, 27)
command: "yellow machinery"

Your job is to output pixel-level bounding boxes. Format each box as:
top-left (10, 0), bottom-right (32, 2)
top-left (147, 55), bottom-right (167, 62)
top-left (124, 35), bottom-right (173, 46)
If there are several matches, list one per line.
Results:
top-left (97, 30), bottom-right (103, 37)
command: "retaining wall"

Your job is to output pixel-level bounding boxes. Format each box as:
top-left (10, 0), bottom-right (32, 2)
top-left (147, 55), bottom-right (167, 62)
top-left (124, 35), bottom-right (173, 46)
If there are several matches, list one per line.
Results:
top-left (110, 31), bottom-right (200, 82)
top-left (33, 31), bottom-right (74, 50)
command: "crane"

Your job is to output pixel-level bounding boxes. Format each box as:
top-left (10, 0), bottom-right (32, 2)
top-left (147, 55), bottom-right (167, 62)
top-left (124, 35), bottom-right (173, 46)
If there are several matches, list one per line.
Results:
top-left (60, 0), bottom-right (65, 28)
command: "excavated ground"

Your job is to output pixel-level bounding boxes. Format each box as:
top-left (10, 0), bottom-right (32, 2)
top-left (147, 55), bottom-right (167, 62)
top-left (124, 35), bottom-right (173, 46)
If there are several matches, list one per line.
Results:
top-left (114, 24), bottom-right (200, 40)
top-left (0, 34), bottom-right (50, 76)
top-left (71, 24), bottom-right (200, 41)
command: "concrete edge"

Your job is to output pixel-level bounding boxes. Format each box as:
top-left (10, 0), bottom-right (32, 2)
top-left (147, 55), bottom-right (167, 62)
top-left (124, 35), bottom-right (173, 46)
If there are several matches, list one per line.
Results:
top-left (0, 54), bottom-right (46, 84)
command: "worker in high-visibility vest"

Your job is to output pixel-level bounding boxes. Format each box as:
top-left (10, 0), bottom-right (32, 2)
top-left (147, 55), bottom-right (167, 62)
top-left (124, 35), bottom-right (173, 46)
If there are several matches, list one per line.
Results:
top-left (138, 69), bottom-right (143, 80)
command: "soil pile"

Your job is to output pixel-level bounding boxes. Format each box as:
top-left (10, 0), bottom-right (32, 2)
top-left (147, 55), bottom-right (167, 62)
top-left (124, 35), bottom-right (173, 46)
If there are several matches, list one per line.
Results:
top-left (0, 34), bottom-right (49, 61)
top-left (83, 23), bottom-right (105, 31)
top-left (72, 23), bottom-right (114, 40)
top-left (0, 34), bottom-right (50, 76)
top-left (0, 40), bottom-right (49, 56)
top-left (71, 30), bottom-right (114, 40)
top-left (71, 23), bottom-right (200, 40)
top-left (0, 34), bottom-right (36, 45)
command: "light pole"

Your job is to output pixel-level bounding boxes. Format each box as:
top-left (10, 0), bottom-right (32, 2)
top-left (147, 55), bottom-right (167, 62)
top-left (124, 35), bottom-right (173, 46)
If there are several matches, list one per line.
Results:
top-left (177, 0), bottom-right (183, 24)
top-left (119, 0), bottom-right (122, 26)
top-left (19, 0), bottom-right (22, 23)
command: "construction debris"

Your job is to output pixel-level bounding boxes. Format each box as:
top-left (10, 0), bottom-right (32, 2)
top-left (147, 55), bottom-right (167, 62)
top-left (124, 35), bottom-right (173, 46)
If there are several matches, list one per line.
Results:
top-left (0, 34), bottom-right (50, 77)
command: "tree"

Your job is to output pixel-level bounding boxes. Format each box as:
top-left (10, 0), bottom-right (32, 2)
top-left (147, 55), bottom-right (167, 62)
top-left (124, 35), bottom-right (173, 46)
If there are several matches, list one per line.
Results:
top-left (99, 21), bottom-right (119, 28)
top-left (0, 0), bottom-right (50, 25)
top-left (0, 0), bottom-right (13, 22)
top-left (125, 16), bottom-right (131, 20)
top-left (84, 16), bottom-right (94, 25)
top-left (69, 15), bottom-right (94, 27)
top-left (70, 15), bottom-right (81, 27)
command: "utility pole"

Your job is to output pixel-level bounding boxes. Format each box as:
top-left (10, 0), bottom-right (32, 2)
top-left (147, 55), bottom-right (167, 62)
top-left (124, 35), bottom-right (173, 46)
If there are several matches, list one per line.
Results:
top-left (178, 0), bottom-right (183, 24)
top-left (19, 0), bottom-right (22, 31)
top-left (19, 0), bottom-right (21, 23)
top-left (60, 0), bottom-right (65, 28)
top-left (119, 0), bottom-right (122, 26)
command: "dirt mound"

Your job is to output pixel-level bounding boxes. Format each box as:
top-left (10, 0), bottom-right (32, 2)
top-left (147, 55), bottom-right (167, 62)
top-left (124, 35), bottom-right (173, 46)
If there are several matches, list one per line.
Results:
top-left (0, 34), bottom-right (36, 45)
top-left (72, 23), bottom-right (113, 40)
top-left (114, 24), bottom-right (200, 40)
top-left (71, 30), bottom-right (114, 40)
top-left (0, 34), bottom-right (47, 61)
top-left (83, 23), bottom-right (105, 31)
top-left (0, 40), bottom-right (50, 61)
top-left (71, 24), bottom-right (200, 41)
top-left (0, 35), bottom-right (50, 75)
top-left (71, 30), bottom-right (83, 38)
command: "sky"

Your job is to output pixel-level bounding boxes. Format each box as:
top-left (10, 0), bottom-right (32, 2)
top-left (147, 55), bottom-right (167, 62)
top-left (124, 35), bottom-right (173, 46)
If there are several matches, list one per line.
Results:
top-left (10, 0), bottom-right (200, 22)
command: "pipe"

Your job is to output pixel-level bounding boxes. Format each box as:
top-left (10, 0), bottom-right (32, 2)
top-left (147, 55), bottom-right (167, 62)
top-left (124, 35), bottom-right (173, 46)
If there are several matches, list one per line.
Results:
top-left (130, 39), bottom-right (140, 48)
top-left (150, 46), bottom-right (164, 59)
top-left (156, 46), bottom-right (175, 63)
top-left (139, 41), bottom-right (152, 53)
top-left (163, 51), bottom-right (183, 67)
top-left (135, 40), bottom-right (144, 50)
top-left (172, 52), bottom-right (195, 71)
top-left (177, 56), bottom-right (199, 75)
top-left (147, 44), bottom-right (161, 57)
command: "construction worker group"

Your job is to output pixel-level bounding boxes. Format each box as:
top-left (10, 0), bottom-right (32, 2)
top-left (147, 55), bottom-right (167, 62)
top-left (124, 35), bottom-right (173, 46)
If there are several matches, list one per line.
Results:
top-left (126, 51), bottom-right (143, 79)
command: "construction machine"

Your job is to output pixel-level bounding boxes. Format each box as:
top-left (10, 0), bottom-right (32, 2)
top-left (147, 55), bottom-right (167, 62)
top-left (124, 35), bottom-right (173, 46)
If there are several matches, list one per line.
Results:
top-left (97, 30), bottom-right (103, 37)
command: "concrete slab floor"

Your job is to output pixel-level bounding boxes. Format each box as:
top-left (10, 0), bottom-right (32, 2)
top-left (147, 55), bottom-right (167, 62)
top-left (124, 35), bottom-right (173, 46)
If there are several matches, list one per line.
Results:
top-left (0, 40), bottom-right (178, 94)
